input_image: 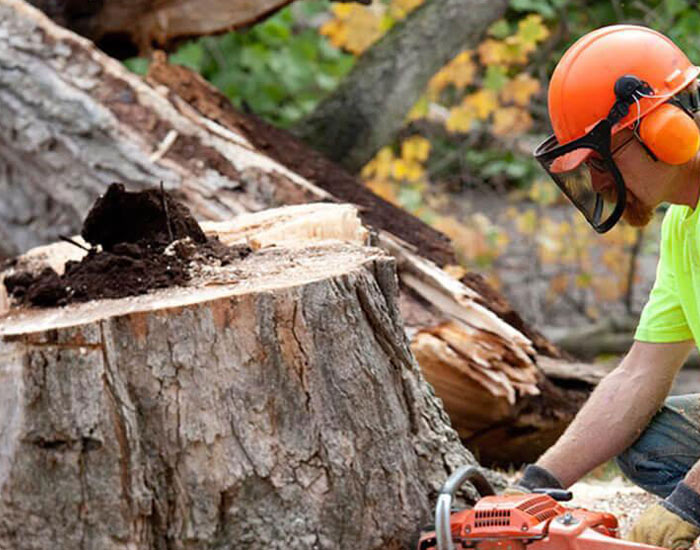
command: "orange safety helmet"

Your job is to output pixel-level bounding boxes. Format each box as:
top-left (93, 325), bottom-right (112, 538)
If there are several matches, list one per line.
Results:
top-left (535, 25), bottom-right (700, 233)
top-left (550, 24), bottom-right (700, 169)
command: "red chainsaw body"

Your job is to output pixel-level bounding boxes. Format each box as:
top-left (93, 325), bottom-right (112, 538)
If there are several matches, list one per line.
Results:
top-left (418, 493), bottom-right (662, 550)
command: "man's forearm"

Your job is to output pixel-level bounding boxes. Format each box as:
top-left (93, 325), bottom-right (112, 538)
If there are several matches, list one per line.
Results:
top-left (536, 343), bottom-right (686, 487)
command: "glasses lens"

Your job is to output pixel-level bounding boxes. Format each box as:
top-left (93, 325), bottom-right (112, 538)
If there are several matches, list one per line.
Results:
top-left (535, 131), bottom-right (626, 233)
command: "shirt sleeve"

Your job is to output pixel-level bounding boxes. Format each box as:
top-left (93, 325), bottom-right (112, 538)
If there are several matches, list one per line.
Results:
top-left (634, 209), bottom-right (693, 343)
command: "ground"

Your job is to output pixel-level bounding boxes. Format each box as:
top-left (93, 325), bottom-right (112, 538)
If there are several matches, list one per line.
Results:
top-left (568, 477), bottom-right (656, 535)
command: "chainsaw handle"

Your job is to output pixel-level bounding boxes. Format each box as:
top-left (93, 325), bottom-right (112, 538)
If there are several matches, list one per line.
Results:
top-left (435, 466), bottom-right (495, 550)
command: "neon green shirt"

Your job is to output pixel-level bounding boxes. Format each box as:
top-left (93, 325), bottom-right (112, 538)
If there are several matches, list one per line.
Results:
top-left (635, 204), bottom-right (700, 344)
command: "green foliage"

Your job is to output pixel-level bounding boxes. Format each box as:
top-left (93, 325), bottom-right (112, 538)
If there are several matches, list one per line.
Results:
top-left (125, 1), bottom-right (354, 127)
top-left (464, 149), bottom-right (540, 184)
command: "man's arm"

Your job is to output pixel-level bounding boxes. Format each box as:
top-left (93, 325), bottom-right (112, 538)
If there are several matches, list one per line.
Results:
top-left (536, 339), bottom-right (694, 488)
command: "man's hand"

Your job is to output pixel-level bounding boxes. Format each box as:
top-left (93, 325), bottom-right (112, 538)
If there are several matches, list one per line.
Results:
top-left (628, 504), bottom-right (700, 549)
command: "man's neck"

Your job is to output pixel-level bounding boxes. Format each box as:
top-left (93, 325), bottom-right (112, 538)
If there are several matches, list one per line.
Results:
top-left (665, 156), bottom-right (700, 209)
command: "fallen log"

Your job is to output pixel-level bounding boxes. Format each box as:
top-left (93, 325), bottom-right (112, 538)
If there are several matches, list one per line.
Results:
top-left (0, 203), bottom-right (485, 550)
top-left (0, 0), bottom-right (599, 467)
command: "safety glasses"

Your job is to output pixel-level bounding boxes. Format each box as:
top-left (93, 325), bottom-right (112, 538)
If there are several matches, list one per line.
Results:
top-left (535, 118), bottom-right (627, 233)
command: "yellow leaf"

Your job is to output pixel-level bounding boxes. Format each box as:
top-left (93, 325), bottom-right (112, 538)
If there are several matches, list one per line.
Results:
top-left (401, 136), bottom-right (431, 162)
top-left (362, 147), bottom-right (394, 181)
top-left (492, 106), bottom-right (532, 136)
top-left (501, 74), bottom-right (541, 106)
top-left (361, 158), bottom-right (377, 179)
top-left (516, 14), bottom-right (550, 45)
top-left (501, 36), bottom-right (531, 65)
top-left (321, 4), bottom-right (386, 54)
top-left (392, 159), bottom-right (408, 180)
top-left (465, 89), bottom-right (499, 120)
top-left (428, 50), bottom-right (475, 97)
top-left (446, 104), bottom-right (475, 133)
top-left (478, 39), bottom-right (509, 65)
top-left (451, 51), bottom-right (477, 88)
top-left (366, 179), bottom-right (399, 204)
top-left (332, 4), bottom-right (355, 17)
top-left (319, 20), bottom-right (348, 49)
top-left (403, 161), bottom-right (425, 182)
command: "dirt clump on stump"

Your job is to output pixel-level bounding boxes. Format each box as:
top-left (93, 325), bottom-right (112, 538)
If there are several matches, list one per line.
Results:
top-left (3, 183), bottom-right (251, 307)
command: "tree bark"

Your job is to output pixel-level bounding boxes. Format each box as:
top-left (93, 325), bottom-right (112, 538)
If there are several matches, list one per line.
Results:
top-left (0, 205), bottom-right (486, 550)
top-left (293, 0), bottom-right (509, 173)
top-left (0, 0), bottom-right (597, 467)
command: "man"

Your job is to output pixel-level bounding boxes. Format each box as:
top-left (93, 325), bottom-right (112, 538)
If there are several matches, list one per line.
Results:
top-left (522, 25), bottom-right (700, 549)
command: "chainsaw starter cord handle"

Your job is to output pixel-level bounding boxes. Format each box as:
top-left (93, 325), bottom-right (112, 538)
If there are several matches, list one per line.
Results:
top-left (664, 482), bottom-right (700, 529)
top-left (435, 466), bottom-right (495, 550)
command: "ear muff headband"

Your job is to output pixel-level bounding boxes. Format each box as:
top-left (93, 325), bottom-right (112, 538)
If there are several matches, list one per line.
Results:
top-left (609, 74), bottom-right (700, 165)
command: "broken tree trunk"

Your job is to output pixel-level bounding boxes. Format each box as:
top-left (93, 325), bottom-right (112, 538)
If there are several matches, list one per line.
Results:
top-left (0, 205), bottom-right (484, 550)
top-left (0, 0), bottom-right (600, 467)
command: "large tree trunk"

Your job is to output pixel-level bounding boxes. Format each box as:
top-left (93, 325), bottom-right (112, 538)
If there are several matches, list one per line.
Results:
top-left (0, 0), bottom-right (598, 467)
top-left (293, 0), bottom-right (509, 173)
top-left (0, 204), bottom-right (484, 550)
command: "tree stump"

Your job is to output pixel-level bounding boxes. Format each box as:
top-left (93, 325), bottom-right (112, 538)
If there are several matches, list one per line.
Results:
top-left (0, 234), bottom-right (481, 549)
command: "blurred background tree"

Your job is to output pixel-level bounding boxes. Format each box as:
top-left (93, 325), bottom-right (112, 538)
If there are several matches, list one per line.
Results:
top-left (123, 0), bottom-right (700, 344)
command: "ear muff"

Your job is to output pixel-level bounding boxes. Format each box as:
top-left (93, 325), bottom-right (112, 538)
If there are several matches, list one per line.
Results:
top-left (639, 103), bottom-right (700, 165)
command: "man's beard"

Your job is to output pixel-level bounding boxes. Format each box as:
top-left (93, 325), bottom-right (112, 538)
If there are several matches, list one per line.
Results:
top-left (622, 192), bottom-right (654, 227)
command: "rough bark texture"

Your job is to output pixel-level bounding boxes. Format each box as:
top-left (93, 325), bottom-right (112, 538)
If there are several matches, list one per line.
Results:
top-left (293, 0), bottom-right (509, 173)
top-left (0, 230), bottom-right (483, 550)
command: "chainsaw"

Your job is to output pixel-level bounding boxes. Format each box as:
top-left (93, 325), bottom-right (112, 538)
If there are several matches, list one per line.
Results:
top-left (417, 466), bottom-right (665, 550)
